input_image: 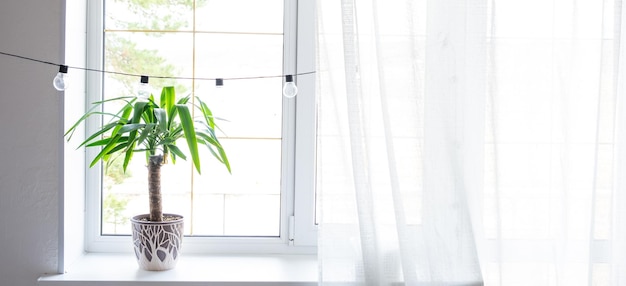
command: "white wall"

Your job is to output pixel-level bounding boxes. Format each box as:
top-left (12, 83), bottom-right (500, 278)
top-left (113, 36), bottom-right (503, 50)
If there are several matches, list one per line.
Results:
top-left (0, 0), bottom-right (64, 285)
top-left (63, 0), bottom-right (87, 270)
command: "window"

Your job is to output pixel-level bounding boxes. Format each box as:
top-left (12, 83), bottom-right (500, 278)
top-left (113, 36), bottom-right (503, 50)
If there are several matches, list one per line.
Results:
top-left (84, 0), bottom-right (316, 253)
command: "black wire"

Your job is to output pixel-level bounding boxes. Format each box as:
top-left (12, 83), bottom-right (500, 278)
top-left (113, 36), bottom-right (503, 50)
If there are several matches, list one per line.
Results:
top-left (0, 51), bottom-right (58, 66)
top-left (0, 50), bottom-right (315, 80)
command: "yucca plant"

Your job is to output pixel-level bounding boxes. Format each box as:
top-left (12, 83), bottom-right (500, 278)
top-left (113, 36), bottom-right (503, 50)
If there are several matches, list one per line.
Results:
top-left (66, 86), bottom-right (230, 222)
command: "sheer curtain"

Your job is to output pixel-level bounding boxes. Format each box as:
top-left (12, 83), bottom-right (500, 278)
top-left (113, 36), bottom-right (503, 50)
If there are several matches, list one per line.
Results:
top-left (316, 0), bottom-right (626, 285)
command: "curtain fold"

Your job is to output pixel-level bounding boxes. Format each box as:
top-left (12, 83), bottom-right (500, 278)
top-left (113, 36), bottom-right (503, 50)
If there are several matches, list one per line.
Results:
top-left (317, 0), bottom-right (626, 285)
top-left (317, 0), bottom-right (483, 284)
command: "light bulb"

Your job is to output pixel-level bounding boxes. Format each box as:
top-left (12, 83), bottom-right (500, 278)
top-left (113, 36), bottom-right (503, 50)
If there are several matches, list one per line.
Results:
top-left (282, 75), bottom-right (298, 98)
top-left (137, 76), bottom-right (150, 100)
top-left (53, 65), bottom-right (69, 91)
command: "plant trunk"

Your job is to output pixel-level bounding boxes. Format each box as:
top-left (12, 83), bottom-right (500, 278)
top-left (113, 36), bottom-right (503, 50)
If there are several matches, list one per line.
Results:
top-left (148, 155), bottom-right (163, 221)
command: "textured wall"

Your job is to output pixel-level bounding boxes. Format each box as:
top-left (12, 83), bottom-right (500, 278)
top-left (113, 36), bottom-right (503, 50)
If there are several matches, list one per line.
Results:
top-left (0, 0), bottom-right (64, 285)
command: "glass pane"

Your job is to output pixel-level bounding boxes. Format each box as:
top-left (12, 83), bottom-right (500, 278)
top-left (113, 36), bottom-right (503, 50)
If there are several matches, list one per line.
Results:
top-left (195, 34), bottom-right (283, 78)
top-left (104, 32), bottom-right (194, 98)
top-left (195, 0), bottom-right (283, 34)
top-left (102, 145), bottom-right (194, 235)
top-left (196, 79), bottom-right (283, 138)
top-left (224, 194), bottom-right (280, 236)
top-left (101, 0), bottom-right (285, 237)
top-left (101, 31), bottom-right (195, 235)
top-left (194, 34), bottom-right (283, 138)
top-left (190, 194), bottom-right (281, 236)
top-left (195, 139), bottom-right (282, 195)
top-left (191, 139), bottom-right (282, 236)
top-left (105, 0), bottom-right (193, 31)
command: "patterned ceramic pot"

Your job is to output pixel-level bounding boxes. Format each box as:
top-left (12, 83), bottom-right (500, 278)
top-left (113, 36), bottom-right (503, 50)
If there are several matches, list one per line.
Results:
top-left (131, 214), bottom-right (184, 271)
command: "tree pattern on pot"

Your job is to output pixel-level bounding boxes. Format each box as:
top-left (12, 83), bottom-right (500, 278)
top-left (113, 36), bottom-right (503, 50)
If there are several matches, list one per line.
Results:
top-left (132, 217), bottom-right (183, 271)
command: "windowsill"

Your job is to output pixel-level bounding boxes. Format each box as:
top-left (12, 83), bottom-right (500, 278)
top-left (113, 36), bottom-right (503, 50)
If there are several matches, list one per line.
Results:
top-left (39, 253), bottom-right (318, 285)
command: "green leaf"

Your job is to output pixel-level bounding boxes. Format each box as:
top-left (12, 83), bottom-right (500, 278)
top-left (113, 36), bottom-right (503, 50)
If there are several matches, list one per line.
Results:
top-left (65, 106), bottom-right (130, 141)
top-left (126, 101), bottom-right (148, 151)
top-left (217, 146), bottom-right (231, 173)
top-left (196, 96), bottom-right (215, 129)
top-left (64, 104), bottom-right (103, 139)
top-left (110, 104), bottom-right (134, 137)
top-left (86, 136), bottom-right (128, 147)
top-left (106, 141), bottom-right (130, 155)
top-left (195, 129), bottom-right (221, 148)
top-left (90, 134), bottom-right (123, 167)
top-left (196, 137), bottom-right (222, 163)
top-left (118, 123), bottom-right (146, 134)
top-left (123, 141), bottom-right (136, 172)
top-left (66, 86), bottom-right (230, 177)
top-left (177, 95), bottom-right (191, 105)
top-left (167, 144), bottom-right (187, 160)
top-left (78, 122), bottom-right (118, 148)
top-left (154, 108), bottom-right (167, 132)
top-left (136, 123), bottom-right (156, 146)
top-left (168, 124), bottom-right (184, 139)
top-left (141, 103), bottom-right (155, 124)
top-left (196, 131), bottom-right (230, 173)
top-left (176, 104), bottom-right (201, 174)
top-left (92, 95), bottom-right (137, 105)
top-left (156, 137), bottom-right (176, 146)
top-left (161, 86), bottom-right (176, 128)
top-left (131, 101), bottom-right (148, 124)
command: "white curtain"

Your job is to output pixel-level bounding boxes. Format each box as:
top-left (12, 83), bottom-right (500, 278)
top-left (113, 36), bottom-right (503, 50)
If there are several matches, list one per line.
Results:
top-left (316, 0), bottom-right (626, 285)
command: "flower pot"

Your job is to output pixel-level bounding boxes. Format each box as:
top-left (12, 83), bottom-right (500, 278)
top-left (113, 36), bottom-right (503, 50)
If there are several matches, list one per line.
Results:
top-left (131, 214), bottom-right (184, 271)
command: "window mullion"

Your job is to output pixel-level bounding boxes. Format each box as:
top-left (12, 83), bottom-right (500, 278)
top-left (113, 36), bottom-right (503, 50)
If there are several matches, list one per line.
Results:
top-left (85, 0), bottom-right (106, 252)
top-left (280, 0), bottom-right (299, 245)
top-left (293, 0), bottom-right (317, 247)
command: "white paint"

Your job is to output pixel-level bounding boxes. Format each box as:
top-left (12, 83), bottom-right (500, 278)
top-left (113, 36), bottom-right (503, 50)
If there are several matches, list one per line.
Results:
top-left (39, 253), bottom-right (318, 285)
top-left (293, 0), bottom-right (318, 247)
top-left (62, 0), bottom-right (87, 271)
top-left (0, 0), bottom-right (65, 285)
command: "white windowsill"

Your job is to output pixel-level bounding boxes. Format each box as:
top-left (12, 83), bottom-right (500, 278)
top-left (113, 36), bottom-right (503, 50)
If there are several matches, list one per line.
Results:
top-left (39, 253), bottom-right (318, 285)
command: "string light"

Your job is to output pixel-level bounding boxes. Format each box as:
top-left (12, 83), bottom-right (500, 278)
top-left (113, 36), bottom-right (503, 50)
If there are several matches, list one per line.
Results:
top-left (137, 75), bottom-right (150, 100)
top-left (53, 65), bottom-right (69, 91)
top-left (0, 51), bottom-right (314, 93)
top-left (282, 75), bottom-right (298, 98)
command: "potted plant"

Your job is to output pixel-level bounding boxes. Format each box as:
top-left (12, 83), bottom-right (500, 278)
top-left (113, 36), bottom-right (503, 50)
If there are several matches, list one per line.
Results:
top-left (65, 86), bottom-right (230, 271)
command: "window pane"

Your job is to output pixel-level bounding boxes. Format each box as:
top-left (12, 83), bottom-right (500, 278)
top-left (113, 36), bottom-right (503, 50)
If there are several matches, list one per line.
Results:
top-left (195, 33), bottom-right (283, 78)
top-left (191, 139), bottom-right (282, 236)
top-left (100, 0), bottom-right (284, 237)
top-left (195, 0), bottom-right (283, 34)
top-left (105, 0), bottom-right (193, 31)
top-left (196, 78), bottom-right (283, 138)
top-left (104, 32), bottom-right (194, 96)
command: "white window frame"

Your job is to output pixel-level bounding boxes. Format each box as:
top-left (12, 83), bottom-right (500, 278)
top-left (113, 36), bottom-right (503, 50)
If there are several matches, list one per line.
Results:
top-left (83, 0), bottom-right (316, 254)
